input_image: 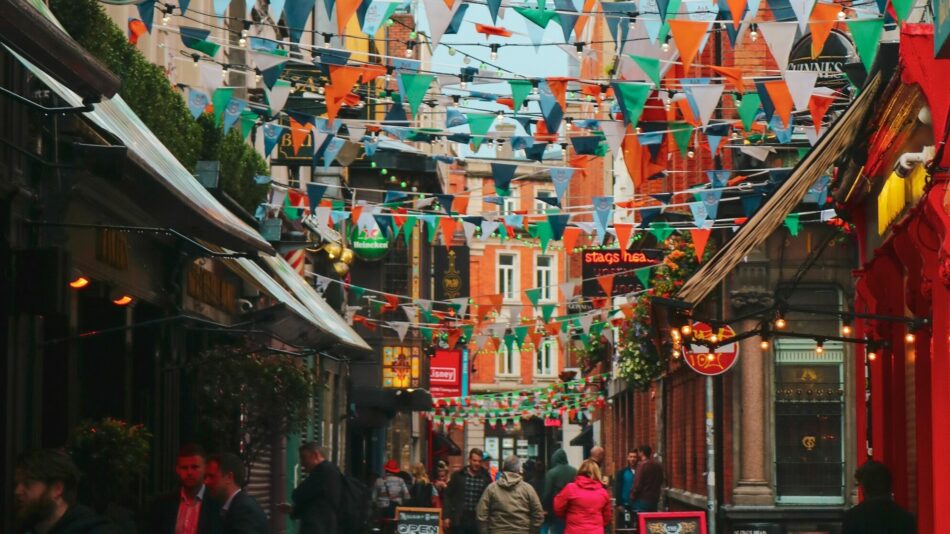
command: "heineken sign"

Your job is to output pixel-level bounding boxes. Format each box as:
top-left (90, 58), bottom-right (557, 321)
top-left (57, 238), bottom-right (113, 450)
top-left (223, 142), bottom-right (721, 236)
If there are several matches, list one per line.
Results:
top-left (352, 228), bottom-right (390, 261)
top-left (788, 29), bottom-right (857, 89)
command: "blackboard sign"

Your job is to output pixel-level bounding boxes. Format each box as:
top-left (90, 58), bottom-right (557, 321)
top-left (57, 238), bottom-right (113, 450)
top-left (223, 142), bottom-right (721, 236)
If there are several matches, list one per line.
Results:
top-left (395, 507), bottom-right (441, 534)
top-left (638, 511), bottom-right (707, 534)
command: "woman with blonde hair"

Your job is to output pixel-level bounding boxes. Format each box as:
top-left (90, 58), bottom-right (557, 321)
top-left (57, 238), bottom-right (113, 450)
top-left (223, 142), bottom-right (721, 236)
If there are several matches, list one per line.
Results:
top-left (553, 459), bottom-right (612, 534)
top-left (407, 462), bottom-right (439, 508)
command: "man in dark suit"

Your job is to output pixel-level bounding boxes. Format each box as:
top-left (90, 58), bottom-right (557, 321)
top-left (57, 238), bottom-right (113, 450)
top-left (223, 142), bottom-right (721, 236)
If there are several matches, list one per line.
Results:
top-left (278, 443), bottom-right (341, 534)
top-left (205, 453), bottom-right (268, 534)
top-left (150, 444), bottom-right (221, 534)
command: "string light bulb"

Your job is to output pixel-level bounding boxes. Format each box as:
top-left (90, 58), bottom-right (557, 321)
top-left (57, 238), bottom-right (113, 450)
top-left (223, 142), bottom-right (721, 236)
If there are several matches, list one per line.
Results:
top-left (905, 332), bottom-right (916, 343)
top-left (868, 351), bottom-right (877, 361)
top-left (841, 322), bottom-right (852, 336)
top-left (490, 44), bottom-right (500, 61)
top-left (680, 323), bottom-right (692, 336)
top-left (774, 315), bottom-right (787, 330)
top-left (69, 277), bottom-right (90, 289)
top-left (687, 150), bottom-right (695, 158)
top-left (575, 42), bottom-right (585, 62)
top-left (628, 13), bottom-right (637, 30)
top-left (661, 37), bottom-right (671, 52)
top-left (760, 339), bottom-right (770, 350)
top-left (837, 10), bottom-right (846, 20)
top-left (323, 33), bottom-right (332, 48)
top-left (815, 339), bottom-right (824, 355)
top-left (709, 333), bottom-right (718, 344)
top-left (750, 23), bottom-right (759, 42)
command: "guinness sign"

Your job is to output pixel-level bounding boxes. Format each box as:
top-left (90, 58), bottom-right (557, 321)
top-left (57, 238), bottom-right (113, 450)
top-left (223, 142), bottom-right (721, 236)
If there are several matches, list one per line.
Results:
top-left (787, 29), bottom-right (857, 89)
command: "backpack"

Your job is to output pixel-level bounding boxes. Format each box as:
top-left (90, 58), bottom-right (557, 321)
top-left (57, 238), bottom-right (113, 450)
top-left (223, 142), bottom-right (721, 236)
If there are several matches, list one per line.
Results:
top-left (338, 473), bottom-right (371, 532)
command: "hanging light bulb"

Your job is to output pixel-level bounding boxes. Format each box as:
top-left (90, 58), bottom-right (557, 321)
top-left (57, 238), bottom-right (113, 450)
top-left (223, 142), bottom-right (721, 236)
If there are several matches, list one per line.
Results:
top-left (460, 80), bottom-right (467, 90)
top-left (490, 44), bottom-right (500, 61)
top-left (162, 4), bottom-right (173, 25)
top-left (750, 23), bottom-right (759, 42)
top-left (405, 41), bottom-right (416, 58)
top-left (661, 36), bottom-right (671, 52)
top-left (868, 351), bottom-right (877, 361)
top-left (760, 339), bottom-right (770, 350)
top-left (162, 13), bottom-right (171, 25)
top-left (323, 33), bottom-right (332, 48)
top-left (238, 34), bottom-right (247, 47)
top-left (448, 47), bottom-right (457, 56)
top-left (575, 42), bottom-right (585, 62)
top-left (192, 55), bottom-right (200, 69)
top-left (815, 339), bottom-right (825, 355)
top-left (905, 332), bottom-right (916, 343)
top-left (681, 323), bottom-right (692, 337)
top-left (687, 150), bottom-right (695, 158)
top-left (709, 333), bottom-right (719, 344)
top-left (841, 322), bottom-right (852, 336)
top-left (837, 10), bottom-right (846, 20)
top-left (254, 70), bottom-right (262, 83)
top-left (628, 13), bottom-right (638, 31)
top-left (531, 80), bottom-right (540, 95)
top-left (774, 315), bottom-right (787, 330)
top-left (221, 65), bottom-right (229, 80)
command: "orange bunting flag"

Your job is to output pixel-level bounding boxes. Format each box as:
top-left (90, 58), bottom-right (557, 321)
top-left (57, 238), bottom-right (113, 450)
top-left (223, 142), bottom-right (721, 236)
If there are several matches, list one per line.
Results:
top-left (447, 329), bottom-right (462, 349)
top-left (336, 0), bottom-right (362, 36)
top-left (350, 204), bottom-right (363, 223)
top-left (289, 118), bottom-right (310, 155)
top-left (614, 222), bottom-right (634, 251)
top-left (383, 294), bottom-right (400, 312)
top-left (724, 0), bottom-right (747, 29)
top-left (486, 294), bottom-right (504, 315)
top-left (546, 77), bottom-right (572, 111)
top-left (809, 3), bottom-right (842, 59)
top-left (325, 65), bottom-right (363, 122)
top-left (597, 274), bottom-right (616, 296)
top-left (128, 19), bottom-right (148, 44)
top-left (764, 80), bottom-right (794, 128)
top-left (534, 120), bottom-right (559, 143)
top-left (710, 65), bottom-right (746, 93)
top-left (689, 229), bottom-right (711, 263)
top-left (809, 94), bottom-right (836, 134)
top-left (360, 64), bottom-right (387, 83)
top-left (562, 226), bottom-right (582, 253)
top-left (620, 303), bottom-right (635, 319)
top-left (574, 0), bottom-right (596, 38)
top-left (439, 217), bottom-right (458, 248)
top-left (668, 20), bottom-right (711, 72)
top-left (452, 196), bottom-right (470, 214)
top-left (475, 23), bottom-right (513, 37)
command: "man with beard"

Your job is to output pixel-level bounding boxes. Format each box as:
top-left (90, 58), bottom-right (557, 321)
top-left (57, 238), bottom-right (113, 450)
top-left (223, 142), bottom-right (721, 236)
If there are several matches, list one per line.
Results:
top-left (149, 444), bottom-right (221, 534)
top-left (13, 449), bottom-right (119, 534)
top-left (204, 453), bottom-right (268, 534)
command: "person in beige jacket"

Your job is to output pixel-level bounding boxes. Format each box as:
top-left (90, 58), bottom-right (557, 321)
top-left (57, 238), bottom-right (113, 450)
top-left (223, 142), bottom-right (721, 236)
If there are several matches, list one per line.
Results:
top-left (475, 455), bottom-right (544, 534)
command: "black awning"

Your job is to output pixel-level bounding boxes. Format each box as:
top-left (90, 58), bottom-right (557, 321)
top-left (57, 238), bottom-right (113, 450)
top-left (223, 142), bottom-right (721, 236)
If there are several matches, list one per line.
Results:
top-left (570, 425), bottom-right (593, 447)
top-left (0, 0), bottom-right (119, 100)
top-left (433, 431), bottom-right (461, 456)
top-left (351, 386), bottom-right (433, 413)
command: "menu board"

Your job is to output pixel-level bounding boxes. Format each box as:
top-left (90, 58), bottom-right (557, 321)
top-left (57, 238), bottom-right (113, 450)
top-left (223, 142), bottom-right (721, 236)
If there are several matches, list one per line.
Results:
top-left (638, 511), bottom-right (707, 534)
top-left (395, 507), bottom-right (441, 534)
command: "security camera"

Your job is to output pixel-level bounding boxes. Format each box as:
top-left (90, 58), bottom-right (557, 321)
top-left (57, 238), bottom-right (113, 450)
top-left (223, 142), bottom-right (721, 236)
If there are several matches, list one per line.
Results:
top-left (238, 299), bottom-right (255, 313)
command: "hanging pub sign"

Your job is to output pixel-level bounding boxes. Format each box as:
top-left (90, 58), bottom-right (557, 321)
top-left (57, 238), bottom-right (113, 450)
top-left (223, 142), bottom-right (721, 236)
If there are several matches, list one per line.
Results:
top-left (787, 29), bottom-right (857, 90)
top-left (638, 511), bottom-right (707, 533)
top-left (684, 322), bottom-right (740, 376)
top-left (580, 248), bottom-right (663, 297)
top-left (351, 227), bottom-right (390, 261)
top-left (433, 247), bottom-right (469, 301)
top-left (429, 349), bottom-right (463, 398)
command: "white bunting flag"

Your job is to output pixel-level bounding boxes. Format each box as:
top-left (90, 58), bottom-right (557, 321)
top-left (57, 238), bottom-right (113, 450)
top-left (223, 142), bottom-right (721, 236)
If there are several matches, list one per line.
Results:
top-left (758, 22), bottom-right (798, 72)
top-left (784, 70), bottom-right (819, 111)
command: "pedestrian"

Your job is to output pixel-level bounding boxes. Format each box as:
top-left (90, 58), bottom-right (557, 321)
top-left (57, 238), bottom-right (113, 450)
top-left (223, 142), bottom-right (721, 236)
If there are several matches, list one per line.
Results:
top-left (13, 449), bottom-right (121, 534)
top-left (407, 463), bottom-right (439, 508)
top-left (523, 459), bottom-right (544, 499)
top-left (842, 461), bottom-right (915, 534)
top-left (475, 455), bottom-right (544, 534)
top-left (204, 453), bottom-right (268, 534)
top-left (541, 449), bottom-right (576, 534)
top-left (588, 447), bottom-right (606, 473)
top-left (372, 459), bottom-right (411, 524)
top-left (149, 444), bottom-right (222, 534)
top-left (629, 445), bottom-right (663, 514)
top-left (553, 459), bottom-right (612, 534)
top-left (278, 443), bottom-right (341, 534)
top-left (613, 450), bottom-right (638, 529)
top-left (443, 448), bottom-right (493, 534)
top-left (433, 461), bottom-right (450, 501)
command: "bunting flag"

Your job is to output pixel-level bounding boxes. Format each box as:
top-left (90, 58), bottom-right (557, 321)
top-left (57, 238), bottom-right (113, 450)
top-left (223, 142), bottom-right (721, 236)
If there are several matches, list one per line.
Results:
top-left (668, 20), bottom-right (712, 72)
top-left (550, 167), bottom-right (575, 202)
top-left (136, 0), bottom-right (156, 32)
top-left (186, 88), bottom-right (210, 119)
top-left (400, 73), bottom-right (434, 117)
top-left (764, 80), bottom-right (794, 128)
top-left (689, 229), bottom-right (711, 261)
top-left (670, 122), bottom-right (694, 156)
top-left (213, 0), bottom-right (230, 17)
top-left (548, 214), bottom-right (570, 241)
top-left (724, 0), bottom-right (747, 28)
top-left (554, 0), bottom-right (579, 41)
top-left (635, 266), bottom-right (652, 288)
top-left (423, 0), bottom-right (465, 47)
top-left (629, 55), bottom-right (662, 86)
top-left (612, 82), bottom-right (653, 126)
top-left (614, 223), bottom-right (634, 251)
top-left (211, 88), bottom-right (234, 126)
top-left (847, 18), bottom-right (885, 73)
top-left (467, 113), bottom-right (495, 151)
top-left (261, 123), bottom-right (286, 158)
top-left (784, 212), bottom-right (801, 236)
top-left (809, 93), bottom-right (836, 134)
top-left (180, 27), bottom-right (220, 57)
top-left (710, 65), bottom-right (746, 92)
top-left (809, 3), bottom-right (843, 58)
top-left (362, 0), bottom-right (401, 34)
top-left (737, 93), bottom-right (762, 131)
top-left (128, 18), bottom-right (148, 44)
top-left (784, 70), bottom-right (819, 112)
top-left (891, 0), bottom-right (914, 22)
top-left (509, 80), bottom-right (533, 112)
top-left (592, 196), bottom-right (613, 244)
top-left (486, 0), bottom-right (503, 24)
top-left (683, 83), bottom-right (724, 126)
top-left (269, 0), bottom-right (287, 19)
top-left (758, 22), bottom-right (798, 72)
top-left (265, 80), bottom-right (293, 114)
top-left (492, 163), bottom-right (518, 193)
top-left (788, 0), bottom-right (816, 33)
top-left (222, 98), bottom-right (246, 132)
top-left (284, 0), bottom-right (315, 43)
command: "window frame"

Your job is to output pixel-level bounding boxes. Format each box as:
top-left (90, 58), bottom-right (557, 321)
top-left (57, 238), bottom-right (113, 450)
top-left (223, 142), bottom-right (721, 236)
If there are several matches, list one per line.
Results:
top-left (535, 338), bottom-right (558, 377)
top-left (497, 341), bottom-right (521, 377)
top-left (535, 254), bottom-right (556, 303)
top-left (497, 252), bottom-right (520, 303)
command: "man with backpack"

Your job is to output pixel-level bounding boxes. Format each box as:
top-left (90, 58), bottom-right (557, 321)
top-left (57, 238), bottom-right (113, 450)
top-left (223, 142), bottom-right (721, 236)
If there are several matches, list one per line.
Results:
top-left (279, 443), bottom-right (341, 534)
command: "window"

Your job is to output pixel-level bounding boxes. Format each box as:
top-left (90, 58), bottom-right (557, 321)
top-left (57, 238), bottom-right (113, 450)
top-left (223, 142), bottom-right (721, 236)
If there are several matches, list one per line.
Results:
top-left (536, 255), bottom-right (555, 302)
top-left (502, 195), bottom-right (518, 216)
top-left (773, 287), bottom-right (845, 504)
top-left (536, 338), bottom-right (558, 377)
top-left (497, 342), bottom-right (520, 376)
top-left (535, 189), bottom-right (556, 215)
top-left (497, 253), bottom-right (518, 301)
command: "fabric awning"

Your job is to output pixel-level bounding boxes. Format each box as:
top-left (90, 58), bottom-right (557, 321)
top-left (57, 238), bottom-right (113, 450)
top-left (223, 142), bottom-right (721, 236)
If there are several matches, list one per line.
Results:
top-left (259, 253), bottom-right (371, 351)
top-left (674, 73), bottom-right (883, 307)
top-left (0, 0), bottom-right (119, 100)
top-left (8, 48), bottom-right (274, 255)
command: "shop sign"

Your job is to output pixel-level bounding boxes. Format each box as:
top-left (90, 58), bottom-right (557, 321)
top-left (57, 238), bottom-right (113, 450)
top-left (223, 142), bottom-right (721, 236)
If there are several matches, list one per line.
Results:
top-left (352, 228), bottom-right (390, 261)
top-left (732, 525), bottom-right (781, 534)
top-left (95, 228), bottom-right (128, 270)
top-left (787, 29), bottom-right (857, 89)
top-left (580, 248), bottom-right (662, 297)
top-left (434, 247), bottom-right (469, 300)
top-left (429, 349), bottom-right (462, 398)
top-left (685, 322), bottom-right (739, 376)
top-left (186, 264), bottom-right (238, 315)
top-left (938, 0), bottom-right (950, 58)
top-left (394, 507), bottom-right (441, 534)
top-left (638, 511), bottom-right (707, 534)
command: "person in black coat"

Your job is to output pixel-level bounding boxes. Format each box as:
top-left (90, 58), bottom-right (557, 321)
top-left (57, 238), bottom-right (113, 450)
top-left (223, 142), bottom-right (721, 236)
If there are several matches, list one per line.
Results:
top-left (13, 449), bottom-right (121, 534)
top-left (278, 443), bottom-right (341, 534)
top-left (842, 461), bottom-right (915, 534)
top-left (205, 453), bottom-right (269, 534)
top-left (149, 444), bottom-right (222, 534)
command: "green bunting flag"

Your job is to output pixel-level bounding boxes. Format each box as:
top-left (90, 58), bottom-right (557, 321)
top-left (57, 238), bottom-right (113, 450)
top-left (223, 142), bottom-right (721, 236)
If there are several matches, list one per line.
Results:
top-left (212, 88), bottom-right (234, 126)
top-left (784, 213), bottom-right (801, 236)
top-left (349, 285), bottom-right (366, 301)
top-left (535, 220), bottom-right (553, 253)
top-left (846, 18), bottom-right (884, 74)
top-left (509, 80), bottom-right (533, 112)
top-left (635, 266), bottom-right (652, 288)
top-left (589, 321), bottom-right (606, 340)
top-left (420, 327), bottom-right (434, 343)
top-left (514, 325), bottom-right (530, 348)
top-left (891, 0), bottom-right (913, 23)
top-left (737, 93), bottom-right (761, 132)
top-left (649, 221), bottom-right (675, 242)
top-left (400, 73), bottom-right (435, 117)
top-left (504, 334), bottom-right (516, 354)
top-left (515, 5), bottom-right (558, 27)
top-left (461, 325), bottom-right (474, 343)
top-left (525, 288), bottom-right (542, 307)
top-left (240, 110), bottom-right (257, 140)
top-left (542, 303), bottom-right (557, 323)
top-left (670, 122), bottom-right (694, 157)
top-left (629, 55), bottom-right (662, 86)
top-left (402, 216), bottom-right (417, 246)
top-left (467, 113), bottom-right (496, 151)
top-left (612, 82), bottom-right (652, 126)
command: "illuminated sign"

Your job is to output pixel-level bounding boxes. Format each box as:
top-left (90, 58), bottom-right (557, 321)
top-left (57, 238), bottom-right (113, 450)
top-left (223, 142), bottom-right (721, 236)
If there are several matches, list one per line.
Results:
top-left (580, 248), bottom-right (662, 298)
top-left (352, 228), bottom-right (390, 261)
top-left (430, 349), bottom-right (462, 398)
top-left (684, 322), bottom-right (739, 376)
top-left (382, 346), bottom-right (420, 389)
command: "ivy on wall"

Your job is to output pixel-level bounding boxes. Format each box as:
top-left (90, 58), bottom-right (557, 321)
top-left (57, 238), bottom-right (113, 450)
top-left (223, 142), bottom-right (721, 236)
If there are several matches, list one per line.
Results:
top-left (49, 0), bottom-right (268, 213)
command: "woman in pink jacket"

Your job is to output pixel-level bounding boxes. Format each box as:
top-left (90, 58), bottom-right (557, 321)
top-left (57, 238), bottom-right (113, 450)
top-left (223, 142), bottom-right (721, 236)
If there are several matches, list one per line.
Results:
top-left (553, 459), bottom-right (612, 534)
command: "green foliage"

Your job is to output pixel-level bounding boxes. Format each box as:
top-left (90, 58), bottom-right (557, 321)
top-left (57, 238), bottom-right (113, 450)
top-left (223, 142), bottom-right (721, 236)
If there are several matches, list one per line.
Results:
top-left (67, 418), bottom-right (151, 509)
top-left (49, 0), bottom-right (267, 211)
top-left (190, 347), bottom-right (318, 464)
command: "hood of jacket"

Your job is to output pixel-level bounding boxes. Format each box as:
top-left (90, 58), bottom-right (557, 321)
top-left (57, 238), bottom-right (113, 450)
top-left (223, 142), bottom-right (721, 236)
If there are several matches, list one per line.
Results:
top-left (496, 472), bottom-right (523, 489)
top-left (550, 448), bottom-right (569, 466)
top-left (50, 505), bottom-right (113, 534)
top-left (574, 474), bottom-right (603, 490)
